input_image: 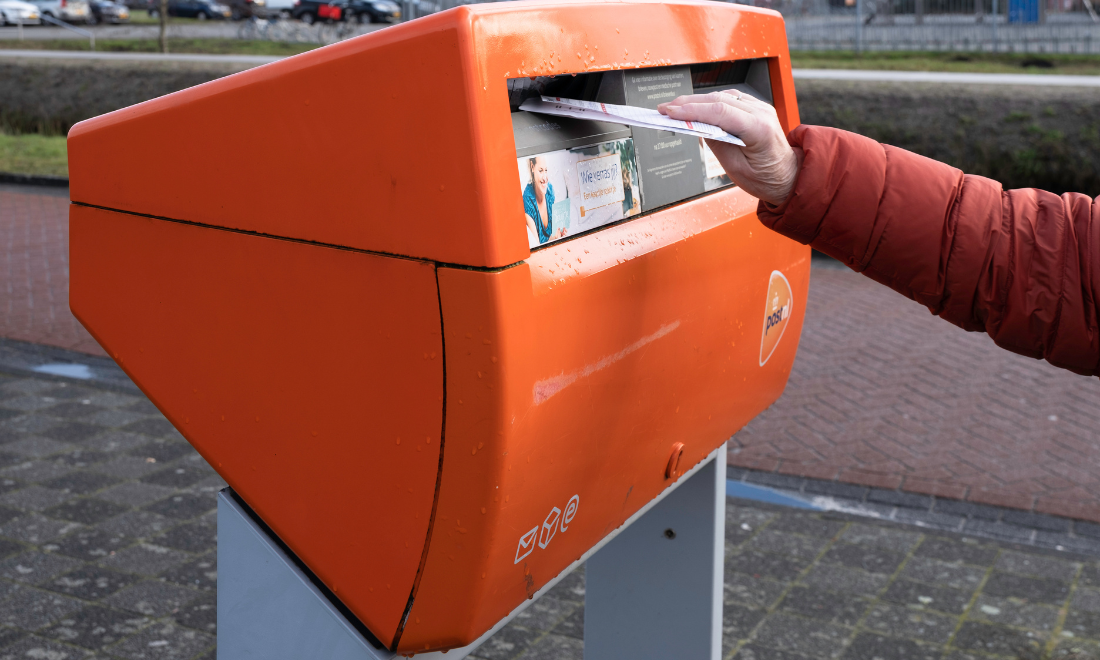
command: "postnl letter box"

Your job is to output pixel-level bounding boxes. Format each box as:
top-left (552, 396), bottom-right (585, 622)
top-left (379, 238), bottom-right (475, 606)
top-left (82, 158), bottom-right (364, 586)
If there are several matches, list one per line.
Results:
top-left (67, 0), bottom-right (808, 653)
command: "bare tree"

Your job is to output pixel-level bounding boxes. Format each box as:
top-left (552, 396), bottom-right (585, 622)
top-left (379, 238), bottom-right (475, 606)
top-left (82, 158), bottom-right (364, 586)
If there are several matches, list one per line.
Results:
top-left (158, 0), bottom-right (168, 53)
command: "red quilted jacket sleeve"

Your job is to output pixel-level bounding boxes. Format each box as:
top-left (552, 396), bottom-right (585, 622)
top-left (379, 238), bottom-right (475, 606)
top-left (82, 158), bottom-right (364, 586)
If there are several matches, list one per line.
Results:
top-left (758, 125), bottom-right (1100, 376)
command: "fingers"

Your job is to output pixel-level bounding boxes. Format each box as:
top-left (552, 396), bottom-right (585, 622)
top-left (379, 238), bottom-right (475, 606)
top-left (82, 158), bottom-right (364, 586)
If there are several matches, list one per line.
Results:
top-left (658, 90), bottom-right (762, 115)
top-left (662, 101), bottom-right (757, 140)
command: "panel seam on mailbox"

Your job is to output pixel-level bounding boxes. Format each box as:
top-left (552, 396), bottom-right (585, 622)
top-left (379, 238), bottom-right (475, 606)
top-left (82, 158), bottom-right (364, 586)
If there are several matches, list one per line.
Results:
top-left (69, 201), bottom-right (528, 273)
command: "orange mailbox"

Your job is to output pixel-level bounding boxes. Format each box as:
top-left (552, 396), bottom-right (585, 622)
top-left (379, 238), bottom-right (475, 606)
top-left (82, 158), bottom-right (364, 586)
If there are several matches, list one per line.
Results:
top-left (67, 0), bottom-right (808, 655)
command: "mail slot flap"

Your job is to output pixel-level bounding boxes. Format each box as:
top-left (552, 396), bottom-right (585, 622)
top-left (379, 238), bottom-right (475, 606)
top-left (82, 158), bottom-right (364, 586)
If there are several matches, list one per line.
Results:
top-left (511, 111), bottom-right (632, 158)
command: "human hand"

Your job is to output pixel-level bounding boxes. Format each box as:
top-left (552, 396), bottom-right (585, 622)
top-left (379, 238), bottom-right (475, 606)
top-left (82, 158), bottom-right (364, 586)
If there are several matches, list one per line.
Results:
top-left (658, 92), bottom-right (801, 206)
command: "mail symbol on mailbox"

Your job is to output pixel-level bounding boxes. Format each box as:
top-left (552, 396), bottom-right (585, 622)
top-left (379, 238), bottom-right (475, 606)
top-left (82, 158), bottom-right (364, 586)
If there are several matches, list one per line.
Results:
top-left (538, 507), bottom-right (562, 549)
top-left (514, 527), bottom-right (538, 564)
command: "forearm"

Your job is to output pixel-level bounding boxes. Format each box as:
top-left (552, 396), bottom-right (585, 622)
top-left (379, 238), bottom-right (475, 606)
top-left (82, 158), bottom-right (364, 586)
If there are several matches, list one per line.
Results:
top-left (760, 125), bottom-right (1100, 375)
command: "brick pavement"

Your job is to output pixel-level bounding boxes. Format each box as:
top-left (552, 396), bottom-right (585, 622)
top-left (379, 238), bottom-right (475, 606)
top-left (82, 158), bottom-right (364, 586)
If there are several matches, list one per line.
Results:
top-left (0, 187), bottom-right (105, 358)
top-left (734, 259), bottom-right (1100, 524)
top-left (1, 367), bottom-right (1099, 659)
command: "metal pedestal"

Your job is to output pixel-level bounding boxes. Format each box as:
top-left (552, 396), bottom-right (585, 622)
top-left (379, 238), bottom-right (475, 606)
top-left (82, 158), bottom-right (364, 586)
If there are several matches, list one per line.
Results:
top-left (217, 443), bottom-right (726, 659)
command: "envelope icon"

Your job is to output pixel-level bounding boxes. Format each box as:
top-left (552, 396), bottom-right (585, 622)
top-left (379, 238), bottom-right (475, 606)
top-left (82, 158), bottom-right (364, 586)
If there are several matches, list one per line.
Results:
top-left (514, 527), bottom-right (538, 564)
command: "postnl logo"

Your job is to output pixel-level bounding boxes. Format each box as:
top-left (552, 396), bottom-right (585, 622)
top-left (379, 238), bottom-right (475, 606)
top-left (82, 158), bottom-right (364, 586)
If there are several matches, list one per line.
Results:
top-left (759, 271), bottom-right (793, 366)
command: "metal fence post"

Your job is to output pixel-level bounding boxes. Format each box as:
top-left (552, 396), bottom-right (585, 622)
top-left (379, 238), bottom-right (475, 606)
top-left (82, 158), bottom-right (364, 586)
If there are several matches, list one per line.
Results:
top-left (856, 0), bottom-right (864, 53)
top-left (992, 0), bottom-right (998, 50)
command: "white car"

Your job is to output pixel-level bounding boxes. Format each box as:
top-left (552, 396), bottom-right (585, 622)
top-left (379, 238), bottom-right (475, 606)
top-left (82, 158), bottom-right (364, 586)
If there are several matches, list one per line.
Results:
top-left (25, 0), bottom-right (91, 22)
top-left (0, 0), bottom-right (42, 23)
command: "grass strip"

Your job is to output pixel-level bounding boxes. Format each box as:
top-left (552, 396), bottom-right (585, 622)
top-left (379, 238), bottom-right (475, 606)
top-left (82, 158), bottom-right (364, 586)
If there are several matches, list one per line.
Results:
top-left (789, 50), bottom-right (1100, 75)
top-left (0, 132), bottom-right (68, 177)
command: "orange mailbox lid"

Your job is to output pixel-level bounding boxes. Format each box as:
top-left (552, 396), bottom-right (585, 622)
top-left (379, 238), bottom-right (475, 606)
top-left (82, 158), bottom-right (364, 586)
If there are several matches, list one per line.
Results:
top-left (66, 0), bottom-right (797, 269)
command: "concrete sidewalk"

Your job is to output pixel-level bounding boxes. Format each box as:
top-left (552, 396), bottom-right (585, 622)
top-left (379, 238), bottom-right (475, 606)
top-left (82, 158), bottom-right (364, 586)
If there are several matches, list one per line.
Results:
top-left (0, 366), bottom-right (1096, 660)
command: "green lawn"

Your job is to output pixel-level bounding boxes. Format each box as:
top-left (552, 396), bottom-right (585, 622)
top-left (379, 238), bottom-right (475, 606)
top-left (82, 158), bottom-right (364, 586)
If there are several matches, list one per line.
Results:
top-left (789, 50), bottom-right (1100, 75)
top-left (0, 133), bottom-right (68, 178)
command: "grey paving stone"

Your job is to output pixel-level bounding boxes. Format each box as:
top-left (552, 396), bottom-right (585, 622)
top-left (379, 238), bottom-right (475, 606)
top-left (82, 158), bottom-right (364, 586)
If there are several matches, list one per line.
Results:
top-left (0, 486), bottom-right (71, 512)
top-left (867, 489), bottom-right (933, 510)
top-left (842, 632), bottom-right (942, 660)
top-left (970, 594), bottom-right (1061, 632)
top-left (767, 513), bottom-right (847, 539)
top-left (1082, 563), bottom-right (1100, 588)
top-left (728, 549), bottom-right (812, 581)
top-left (838, 523), bottom-right (922, 553)
top-left (142, 493), bottom-right (216, 521)
top-left (734, 643), bottom-right (814, 660)
top-left (0, 551), bottom-right (82, 585)
top-left (140, 466), bottom-right (209, 489)
top-left (98, 510), bottom-right (173, 540)
top-left (914, 535), bottom-right (999, 566)
top-left (881, 578), bottom-right (973, 615)
top-left (0, 587), bottom-right (83, 630)
top-left (42, 472), bottom-right (123, 496)
top-left (83, 392), bottom-right (140, 409)
top-left (102, 544), bottom-right (191, 576)
top-left (42, 402), bottom-right (105, 420)
top-left (0, 627), bottom-right (26, 652)
top-left (468, 624), bottom-right (541, 660)
top-left (517, 632), bottom-right (583, 660)
top-left (109, 620), bottom-right (214, 659)
top-left (85, 409), bottom-right (148, 428)
top-left (995, 549), bottom-right (1080, 581)
top-left (1064, 609), bottom-right (1100, 640)
top-left (512, 595), bottom-right (575, 632)
top-left (1077, 522), bottom-right (1100, 540)
top-left (38, 385), bottom-right (95, 401)
top-left (153, 522), bottom-right (214, 555)
top-left (899, 557), bottom-right (988, 590)
top-left (50, 528), bottom-right (136, 561)
top-left (0, 506), bottom-right (23, 528)
top-left (122, 419), bottom-right (178, 440)
top-left (43, 605), bottom-right (151, 650)
top-left (39, 422), bottom-right (105, 445)
top-left (726, 506), bottom-right (778, 537)
top-left (745, 472), bottom-right (806, 491)
top-left (1051, 638), bottom-right (1100, 659)
top-left (43, 564), bottom-right (140, 600)
top-left (1074, 587), bottom-right (1100, 613)
top-left (800, 563), bottom-right (888, 596)
top-left (751, 612), bottom-right (849, 659)
top-left (174, 592), bottom-right (215, 634)
top-left (964, 519), bottom-right (1036, 544)
top-left (0, 416), bottom-right (60, 436)
top-left (44, 498), bottom-right (128, 524)
top-left (552, 604), bottom-right (583, 640)
top-left (128, 442), bottom-right (193, 465)
top-left (105, 580), bottom-right (201, 618)
top-left (933, 499), bottom-right (1002, 520)
top-left (159, 554), bottom-right (216, 592)
top-left (0, 514), bottom-right (81, 545)
top-left (0, 460), bottom-right (75, 483)
top-left (983, 571), bottom-right (1071, 605)
top-left (745, 529), bottom-right (830, 561)
top-left (122, 400), bottom-right (160, 416)
top-left (98, 483), bottom-right (177, 508)
top-left (91, 456), bottom-right (164, 480)
top-left (83, 431), bottom-right (149, 454)
top-left (0, 635), bottom-right (86, 660)
top-left (1002, 509), bottom-right (1072, 533)
top-left (893, 508), bottom-right (965, 532)
top-left (802, 480), bottom-right (869, 501)
top-left (724, 572), bottom-right (788, 609)
top-left (54, 448), bottom-right (111, 468)
top-left (821, 542), bottom-right (906, 575)
top-left (0, 397), bottom-right (60, 413)
top-left (952, 621), bottom-right (1046, 659)
top-left (861, 602), bottom-right (957, 644)
top-left (2, 438), bottom-right (73, 459)
top-left (545, 568), bottom-right (584, 603)
top-left (778, 585), bottom-right (871, 626)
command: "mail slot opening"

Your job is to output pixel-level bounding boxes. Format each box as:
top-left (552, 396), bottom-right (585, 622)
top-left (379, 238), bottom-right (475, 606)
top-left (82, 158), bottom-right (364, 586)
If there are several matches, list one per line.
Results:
top-left (509, 59), bottom-right (774, 249)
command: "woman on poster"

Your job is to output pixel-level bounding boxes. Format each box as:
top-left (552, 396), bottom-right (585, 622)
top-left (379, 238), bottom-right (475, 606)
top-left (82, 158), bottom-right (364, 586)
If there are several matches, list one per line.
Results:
top-left (524, 156), bottom-right (566, 245)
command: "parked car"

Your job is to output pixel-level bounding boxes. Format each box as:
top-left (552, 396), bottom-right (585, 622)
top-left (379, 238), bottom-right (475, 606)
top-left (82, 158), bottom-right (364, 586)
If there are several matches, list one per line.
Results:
top-left (222, 0), bottom-right (263, 19)
top-left (25, 0), bottom-right (91, 22)
top-left (0, 0), bottom-right (42, 23)
top-left (290, 0), bottom-right (343, 23)
top-left (346, 0), bottom-right (396, 22)
top-left (87, 0), bottom-right (128, 21)
top-left (148, 0), bottom-right (229, 18)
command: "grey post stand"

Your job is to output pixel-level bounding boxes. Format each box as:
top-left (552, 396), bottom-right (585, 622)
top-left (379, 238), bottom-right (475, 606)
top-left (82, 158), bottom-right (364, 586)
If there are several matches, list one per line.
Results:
top-left (217, 443), bottom-right (727, 659)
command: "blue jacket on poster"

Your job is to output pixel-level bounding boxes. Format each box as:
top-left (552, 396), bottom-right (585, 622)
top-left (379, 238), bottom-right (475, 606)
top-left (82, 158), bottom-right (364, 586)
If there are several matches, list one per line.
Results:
top-left (523, 182), bottom-right (555, 245)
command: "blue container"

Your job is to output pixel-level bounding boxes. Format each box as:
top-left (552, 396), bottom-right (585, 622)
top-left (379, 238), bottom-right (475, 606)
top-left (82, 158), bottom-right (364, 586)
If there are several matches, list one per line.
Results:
top-left (1009, 0), bottom-right (1039, 23)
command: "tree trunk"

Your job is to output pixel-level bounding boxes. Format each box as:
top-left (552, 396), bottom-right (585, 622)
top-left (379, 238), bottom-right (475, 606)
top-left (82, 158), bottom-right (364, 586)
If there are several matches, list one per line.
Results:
top-left (158, 0), bottom-right (168, 53)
